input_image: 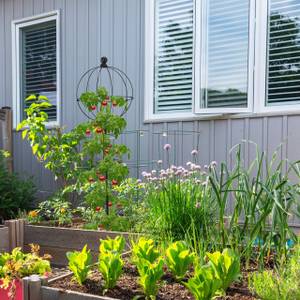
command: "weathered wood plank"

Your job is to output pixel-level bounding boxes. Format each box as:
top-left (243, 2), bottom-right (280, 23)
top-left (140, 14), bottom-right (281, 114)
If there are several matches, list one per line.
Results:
top-left (42, 286), bottom-right (118, 300)
top-left (24, 225), bottom-right (136, 266)
top-left (0, 226), bottom-right (9, 252)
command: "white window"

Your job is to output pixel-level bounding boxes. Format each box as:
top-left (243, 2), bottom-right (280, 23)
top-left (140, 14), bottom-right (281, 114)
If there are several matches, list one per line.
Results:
top-left (12, 11), bottom-right (61, 128)
top-left (145, 0), bottom-right (300, 121)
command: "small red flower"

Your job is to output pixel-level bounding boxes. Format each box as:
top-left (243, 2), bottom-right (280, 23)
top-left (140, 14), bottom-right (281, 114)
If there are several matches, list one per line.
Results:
top-left (108, 144), bottom-right (113, 148)
top-left (112, 101), bottom-right (117, 107)
top-left (91, 105), bottom-right (97, 111)
top-left (102, 100), bottom-right (108, 106)
top-left (85, 129), bottom-right (91, 136)
top-left (95, 127), bottom-right (103, 134)
top-left (105, 96), bottom-right (110, 100)
top-left (88, 177), bottom-right (94, 183)
top-left (108, 201), bottom-right (113, 207)
top-left (99, 175), bottom-right (106, 182)
top-left (111, 179), bottom-right (118, 186)
top-left (95, 206), bottom-right (102, 212)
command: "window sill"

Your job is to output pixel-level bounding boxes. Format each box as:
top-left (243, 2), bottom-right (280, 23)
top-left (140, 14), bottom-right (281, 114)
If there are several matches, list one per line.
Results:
top-left (144, 109), bottom-right (300, 123)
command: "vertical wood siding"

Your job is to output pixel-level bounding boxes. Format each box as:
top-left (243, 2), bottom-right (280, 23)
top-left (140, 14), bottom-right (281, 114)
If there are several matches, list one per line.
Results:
top-left (0, 0), bottom-right (300, 209)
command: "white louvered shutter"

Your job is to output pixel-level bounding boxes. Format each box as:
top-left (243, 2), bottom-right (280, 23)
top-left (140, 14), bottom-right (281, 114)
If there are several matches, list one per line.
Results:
top-left (154, 0), bottom-right (194, 113)
top-left (202, 0), bottom-right (250, 109)
top-left (21, 20), bottom-right (57, 121)
top-left (267, 0), bottom-right (300, 105)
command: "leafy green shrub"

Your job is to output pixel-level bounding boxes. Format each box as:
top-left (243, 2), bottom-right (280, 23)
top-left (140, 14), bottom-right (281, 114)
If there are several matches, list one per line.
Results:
top-left (249, 245), bottom-right (300, 300)
top-left (66, 245), bottom-right (92, 285)
top-left (206, 248), bottom-right (240, 292)
top-left (184, 265), bottom-right (222, 300)
top-left (165, 241), bottom-right (195, 280)
top-left (0, 150), bottom-right (36, 219)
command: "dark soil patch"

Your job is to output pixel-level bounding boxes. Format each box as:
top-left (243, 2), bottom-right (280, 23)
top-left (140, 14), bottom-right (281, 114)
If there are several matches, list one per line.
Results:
top-left (49, 262), bottom-right (256, 300)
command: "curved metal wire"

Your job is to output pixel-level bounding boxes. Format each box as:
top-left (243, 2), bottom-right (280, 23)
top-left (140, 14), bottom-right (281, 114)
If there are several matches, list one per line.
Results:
top-left (76, 57), bottom-right (134, 120)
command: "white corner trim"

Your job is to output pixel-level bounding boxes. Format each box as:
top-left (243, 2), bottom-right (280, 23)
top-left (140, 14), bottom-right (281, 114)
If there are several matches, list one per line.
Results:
top-left (11, 10), bottom-right (61, 129)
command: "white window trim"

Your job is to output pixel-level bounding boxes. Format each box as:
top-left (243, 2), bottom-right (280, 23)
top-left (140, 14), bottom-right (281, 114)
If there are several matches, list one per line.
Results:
top-left (145, 0), bottom-right (300, 123)
top-left (12, 10), bottom-right (61, 129)
top-left (194, 0), bottom-right (255, 114)
top-left (254, 0), bottom-right (300, 114)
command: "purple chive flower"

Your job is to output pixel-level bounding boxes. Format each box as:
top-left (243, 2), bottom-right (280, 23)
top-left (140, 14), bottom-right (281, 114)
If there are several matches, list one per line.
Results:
top-left (151, 170), bottom-right (157, 175)
top-left (211, 161), bottom-right (218, 167)
top-left (175, 170), bottom-right (183, 176)
top-left (191, 149), bottom-right (198, 156)
top-left (142, 171), bottom-right (147, 177)
top-left (163, 144), bottom-right (171, 151)
top-left (137, 179), bottom-right (142, 184)
top-left (204, 165), bottom-right (209, 170)
top-left (157, 160), bottom-right (163, 165)
top-left (186, 161), bottom-right (192, 167)
top-left (194, 165), bottom-right (201, 171)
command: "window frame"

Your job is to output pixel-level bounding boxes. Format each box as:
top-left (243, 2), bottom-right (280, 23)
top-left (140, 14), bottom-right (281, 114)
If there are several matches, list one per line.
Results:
top-left (194, 0), bottom-right (256, 114)
top-left (145, 0), bottom-right (300, 123)
top-left (12, 10), bottom-right (61, 129)
top-left (254, 0), bottom-right (300, 114)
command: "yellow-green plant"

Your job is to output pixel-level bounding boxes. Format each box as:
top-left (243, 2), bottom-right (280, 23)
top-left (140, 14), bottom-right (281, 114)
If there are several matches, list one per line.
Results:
top-left (66, 245), bottom-right (92, 285)
top-left (99, 236), bottom-right (125, 254)
top-left (131, 238), bottom-right (160, 265)
top-left (98, 251), bottom-right (124, 290)
top-left (206, 248), bottom-right (240, 292)
top-left (136, 257), bottom-right (164, 300)
top-left (249, 245), bottom-right (300, 300)
top-left (0, 244), bottom-right (51, 298)
top-left (165, 241), bottom-right (195, 280)
top-left (184, 265), bottom-right (222, 300)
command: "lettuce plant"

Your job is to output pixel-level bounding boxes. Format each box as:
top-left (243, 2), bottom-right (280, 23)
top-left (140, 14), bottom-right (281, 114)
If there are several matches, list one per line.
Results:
top-left (136, 258), bottom-right (164, 300)
top-left (165, 241), bottom-right (195, 280)
top-left (66, 245), bottom-right (92, 285)
top-left (98, 251), bottom-right (124, 290)
top-left (131, 238), bottom-right (160, 266)
top-left (184, 265), bottom-right (222, 300)
top-left (99, 236), bottom-right (125, 254)
top-left (206, 248), bottom-right (240, 292)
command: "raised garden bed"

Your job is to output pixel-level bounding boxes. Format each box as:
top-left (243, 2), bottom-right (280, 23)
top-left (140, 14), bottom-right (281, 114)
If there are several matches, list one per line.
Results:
top-left (0, 220), bottom-right (135, 266)
top-left (40, 262), bottom-right (256, 300)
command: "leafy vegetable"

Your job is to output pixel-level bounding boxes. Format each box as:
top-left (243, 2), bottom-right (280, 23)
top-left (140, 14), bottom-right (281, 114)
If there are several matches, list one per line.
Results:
top-left (99, 236), bottom-right (125, 255)
top-left (184, 265), bottom-right (222, 300)
top-left (131, 238), bottom-right (160, 265)
top-left (66, 245), bottom-right (92, 285)
top-left (98, 251), bottom-right (124, 290)
top-left (136, 258), bottom-right (164, 300)
top-left (206, 248), bottom-right (240, 292)
top-left (165, 241), bottom-right (195, 280)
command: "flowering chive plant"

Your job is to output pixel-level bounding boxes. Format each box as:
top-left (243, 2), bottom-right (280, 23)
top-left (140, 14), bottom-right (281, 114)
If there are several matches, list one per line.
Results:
top-left (140, 144), bottom-right (217, 241)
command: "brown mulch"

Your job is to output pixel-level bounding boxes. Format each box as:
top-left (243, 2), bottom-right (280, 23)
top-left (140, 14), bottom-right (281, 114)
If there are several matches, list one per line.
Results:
top-left (49, 262), bottom-right (257, 300)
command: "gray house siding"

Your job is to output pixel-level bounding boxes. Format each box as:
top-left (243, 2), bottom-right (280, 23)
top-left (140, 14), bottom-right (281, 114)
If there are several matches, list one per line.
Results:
top-left (0, 0), bottom-right (300, 208)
